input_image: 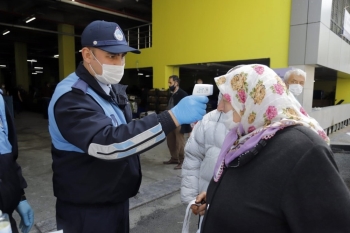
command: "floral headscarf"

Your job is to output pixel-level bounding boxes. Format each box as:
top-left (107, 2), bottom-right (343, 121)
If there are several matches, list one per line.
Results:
top-left (213, 64), bottom-right (329, 182)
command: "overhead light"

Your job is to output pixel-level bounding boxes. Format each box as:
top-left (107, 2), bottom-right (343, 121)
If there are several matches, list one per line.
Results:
top-left (34, 67), bottom-right (43, 69)
top-left (27, 59), bottom-right (37, 62)
top-left (138, 73), bottom-right (143, 75)
top-left (25, 16), bottom-right (36, 23)
top-left (35, 71), bottom-right (43, 73)
top-left (145, 75), bottom-right (150, 77)
top-left (54, 54), bottom-right (59, 58)
top-left (0, 65), bottom-right (6, 68)
top-left (79, 49), bottom-right (82, 52)
top-left (2, 30), bottom-right (10, 35)
top-left (32, 73), bottom-right (37, 75)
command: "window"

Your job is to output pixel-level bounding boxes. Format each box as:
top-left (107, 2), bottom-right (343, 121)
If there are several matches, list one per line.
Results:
top-left (331, 0), bottom-right (350, 44)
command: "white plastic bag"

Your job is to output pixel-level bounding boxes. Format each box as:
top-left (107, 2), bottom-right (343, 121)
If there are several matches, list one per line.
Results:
top-left (182, 200), bottom-right (201, 233)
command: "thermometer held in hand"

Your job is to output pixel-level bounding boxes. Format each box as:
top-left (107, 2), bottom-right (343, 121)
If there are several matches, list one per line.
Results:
top-left (192, 84), bottom-right (213, 96)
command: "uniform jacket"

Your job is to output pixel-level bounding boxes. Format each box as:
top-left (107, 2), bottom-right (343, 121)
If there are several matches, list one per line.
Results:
top-left (49, 63), bottom-right (176, 205)
top-left (0, 93), bottom-right (27, 214)
top-left (169, 88), bottom-right (191, 134)
top-left (181, 110), bottom-right (229, 204)
top-left (201, 125), bottom-right (350, 233)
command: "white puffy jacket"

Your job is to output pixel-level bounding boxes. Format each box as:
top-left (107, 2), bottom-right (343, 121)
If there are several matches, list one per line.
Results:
top-left (181, 109), bottom-right (229, 204)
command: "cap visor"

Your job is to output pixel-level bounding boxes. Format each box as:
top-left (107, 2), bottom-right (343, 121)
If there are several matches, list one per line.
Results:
top-left (98, 45), bottom-right (141, 54)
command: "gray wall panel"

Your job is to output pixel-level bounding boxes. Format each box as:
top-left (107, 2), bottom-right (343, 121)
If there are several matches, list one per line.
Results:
top-left (320, 0), bottom-right (332, 28)
top-left (328, 32), bottom-right (341, 70)
top-left (290, 0), bottom-right (350, 75)
top-left (305, 23), bottom-right (320, 64)
top-left (308, 0), bottom-right (322, 23)
top-left (340, 40), bottom-right (350, 73)
top-left (317, 23), bottom-right (330, 66)
top-left (289, 25), bottom-right (307, 65)
top-left (291, 0), bottom-right (309, 25)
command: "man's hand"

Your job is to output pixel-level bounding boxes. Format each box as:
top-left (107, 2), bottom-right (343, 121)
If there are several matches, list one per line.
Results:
top-left (170, 96), bottom-right (208, 125)
top-left (16, 200), bottom-right (34, 233)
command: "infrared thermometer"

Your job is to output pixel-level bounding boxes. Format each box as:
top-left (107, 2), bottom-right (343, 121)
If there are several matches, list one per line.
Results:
top-left (192, 84), bottom-right (213, 96)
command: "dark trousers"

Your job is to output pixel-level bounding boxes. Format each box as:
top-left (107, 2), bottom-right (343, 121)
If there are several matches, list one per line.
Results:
top-left (166, 126), bottom-right (185, 163)
top-left (56, 199), bottom-right (129, 233)
top-left (10, 215), bottom-right (19, 233)
top-left (13, 100), bottom-right (21, 114)
top-left (42, 97), bottom-right (51, 119)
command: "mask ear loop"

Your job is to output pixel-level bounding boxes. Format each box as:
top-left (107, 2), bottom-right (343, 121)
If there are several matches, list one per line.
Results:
top-left (217, 92), bottom-right (223, 122)
top-left (88, 50), bottom-right (103, 76)
top-left (89, 50), bottom-right (102, 66)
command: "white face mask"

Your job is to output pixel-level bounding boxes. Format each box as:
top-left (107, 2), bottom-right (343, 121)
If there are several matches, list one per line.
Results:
top-left (289, 84), bottom-right (303, 96)
top-left (89, 51), bottom-right (125, 85)
top-left (220, 110), bottom-right (238, 130)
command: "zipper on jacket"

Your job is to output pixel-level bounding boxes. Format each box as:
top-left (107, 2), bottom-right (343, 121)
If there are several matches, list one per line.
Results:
top-left (217, 112), bottom-right (222, 122)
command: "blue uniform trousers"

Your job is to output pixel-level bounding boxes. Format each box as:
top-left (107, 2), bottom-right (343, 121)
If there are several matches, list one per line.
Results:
top-left (56, 199), bottom-right (129, 233)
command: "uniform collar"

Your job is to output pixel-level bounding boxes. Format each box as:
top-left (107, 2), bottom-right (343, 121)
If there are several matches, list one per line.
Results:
top-left (76, 62), bottom-right (110, 99)
top-left (96, 80), bottom-right (111, 95)
top-left (75, 62), bottom-right (129, 109)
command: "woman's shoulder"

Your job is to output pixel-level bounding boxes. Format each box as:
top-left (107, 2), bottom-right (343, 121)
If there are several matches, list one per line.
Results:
top-left (276, 125), bottom-right (328, 147)
top-left (263, 125), bottom-right (331, 162)
top-left (203, 110), bottom-right (222, 122)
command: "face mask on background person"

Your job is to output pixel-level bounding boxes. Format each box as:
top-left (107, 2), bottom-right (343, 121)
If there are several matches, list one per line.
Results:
top-left (289, 84), bottom-right (303, 96)
top-left (221, 110), bottom-right (238, 130)
top-left (169, 85), bottom-right (176, 92)
top-left (89, 51), bottom-right (125, 85)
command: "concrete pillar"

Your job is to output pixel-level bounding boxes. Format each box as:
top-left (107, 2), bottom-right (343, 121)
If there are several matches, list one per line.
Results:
top-left (14, 42), bottom-right (29, 91)
top-left (58, 24), bottom-right (75, 80)
top-left (292, 65), bottom-right (315, 113)
top-left (153, 65), bottom-right (179, 89)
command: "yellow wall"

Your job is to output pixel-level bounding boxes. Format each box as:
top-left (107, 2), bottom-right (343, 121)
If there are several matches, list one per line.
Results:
top-left (58, 24), bottom-right (76, 80)
top-left (336, 71), bottom-right (350, 103)
top-left (126, 0), bottom-right (292, 88)
top-left (14, 42), bottom-right (29, 91)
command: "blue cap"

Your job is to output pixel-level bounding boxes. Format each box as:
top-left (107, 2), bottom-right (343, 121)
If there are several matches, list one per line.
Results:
top-left (81, 20), bottom-right (140, 54)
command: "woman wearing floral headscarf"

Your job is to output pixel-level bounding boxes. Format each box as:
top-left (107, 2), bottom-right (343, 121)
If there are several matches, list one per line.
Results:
top-left (196, 64), bottom-right (350, 233)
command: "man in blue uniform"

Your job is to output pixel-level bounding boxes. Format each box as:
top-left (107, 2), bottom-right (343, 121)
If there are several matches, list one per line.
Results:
top-left (48, 20), bottom-right (208, 233)
top-left (0, 90), bottom-right (34, 233)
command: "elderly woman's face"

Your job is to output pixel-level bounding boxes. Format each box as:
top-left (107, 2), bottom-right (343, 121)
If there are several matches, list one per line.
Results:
top-left (217, 98), bottom-right (241, 123)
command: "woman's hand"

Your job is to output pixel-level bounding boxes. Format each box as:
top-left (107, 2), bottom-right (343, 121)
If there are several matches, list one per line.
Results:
top-left (190, 192), bottom-right (207, 216)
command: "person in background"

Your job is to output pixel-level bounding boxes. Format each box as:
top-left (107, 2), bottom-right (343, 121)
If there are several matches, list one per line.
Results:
top-left (163, 75), bottom-right (192, 169)
top-left (41, 82), bottom-right (53, 119)
top-left (187, 78), bottom-right (204, 95)
top-left (1, 83), bottom-right (9, 95)
top-left (196, 78), bottom-right (203, 84)
top-left (48, 20), bottom-right (208, 233)
top-left (181, 66), bottom-right (244, 233)
top-left (283, 68), bottom-right (306, 96)
top-left (12, 85), bottom-right (23, 115)
top-left (195, 64), bottom-right (350, 233)
top-left (0, 90), bottom-right (34, 233)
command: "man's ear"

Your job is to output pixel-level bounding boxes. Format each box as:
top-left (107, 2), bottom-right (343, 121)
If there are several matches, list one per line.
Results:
top-left (81, 47), bottom-right (92, 63)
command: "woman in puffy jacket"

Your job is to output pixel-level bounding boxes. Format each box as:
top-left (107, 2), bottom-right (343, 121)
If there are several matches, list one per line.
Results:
top-left (181, 66), bottom-right (243, 233)
top-left (181, 94), bottom-right (238, 232)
